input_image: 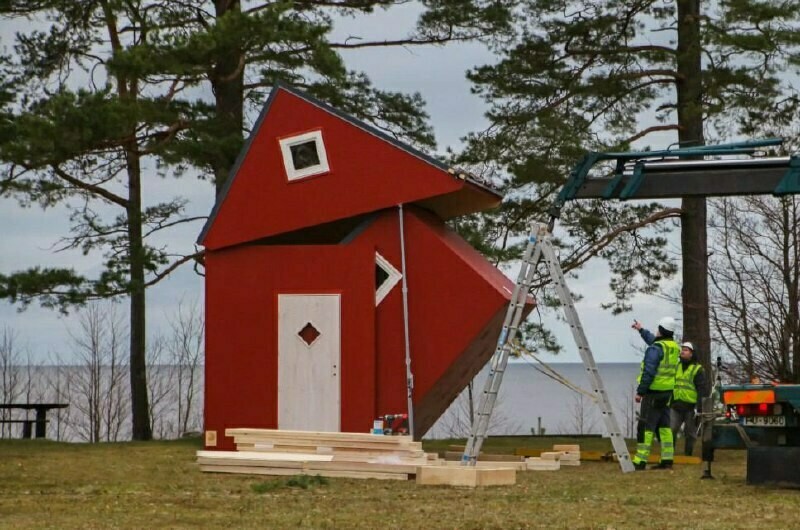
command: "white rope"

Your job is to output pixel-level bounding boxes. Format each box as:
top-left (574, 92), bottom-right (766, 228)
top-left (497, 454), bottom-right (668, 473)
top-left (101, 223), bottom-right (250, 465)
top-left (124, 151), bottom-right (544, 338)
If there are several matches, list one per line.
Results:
top-left (509, 341), bottom-right (598, 402)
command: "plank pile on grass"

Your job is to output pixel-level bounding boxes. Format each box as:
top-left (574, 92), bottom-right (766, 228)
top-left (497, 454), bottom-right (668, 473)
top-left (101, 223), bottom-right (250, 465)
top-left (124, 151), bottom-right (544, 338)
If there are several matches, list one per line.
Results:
top-left (525, 444), bottom-right (581, 471)
top-left (197, 428), bottom-right (437, 481)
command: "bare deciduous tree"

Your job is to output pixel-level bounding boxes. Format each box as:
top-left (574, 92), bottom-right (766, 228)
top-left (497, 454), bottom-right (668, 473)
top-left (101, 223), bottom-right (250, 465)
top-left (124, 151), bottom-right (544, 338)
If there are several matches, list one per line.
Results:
top-left (168, 298), bottom-right (204, 437)
top-left (617, 384), bottom-right (639, 439)
top-left (0, 327), bottom-right (24, 438)
top-left (42, 352), bottom-right (75, 442)
top-left (144, 298), bottom-right (204, 440)
top-left (147, 335), bottom-right (174, 439)
top-left (559, 393), bottom-right (598, 435)
top-left (708, 196), bottom-right (800, 383)
top-left (69, 303), bottom-right (130, 442)
top-left (431, 381), bottom-right (521, 439)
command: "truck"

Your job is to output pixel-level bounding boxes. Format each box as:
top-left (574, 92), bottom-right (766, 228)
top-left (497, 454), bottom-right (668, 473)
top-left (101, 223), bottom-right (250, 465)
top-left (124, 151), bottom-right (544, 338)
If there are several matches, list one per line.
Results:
top-left (702, 373), bottom-right (800, 487)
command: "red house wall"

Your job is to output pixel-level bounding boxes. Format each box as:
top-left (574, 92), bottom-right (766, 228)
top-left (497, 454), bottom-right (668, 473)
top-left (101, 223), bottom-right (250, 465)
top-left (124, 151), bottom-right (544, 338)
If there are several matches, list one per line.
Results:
top-left (204, 244), bottom-right (375, 451)
top-left (202, 89), bottom-right (466, 251)
top-left (348, 207), bottom-right (517, 435)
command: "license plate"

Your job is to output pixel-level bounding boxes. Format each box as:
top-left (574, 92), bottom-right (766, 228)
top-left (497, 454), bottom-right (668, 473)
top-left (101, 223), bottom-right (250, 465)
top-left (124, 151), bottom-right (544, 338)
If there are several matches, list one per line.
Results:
top-left (743, 416), bottom-right (786, 427)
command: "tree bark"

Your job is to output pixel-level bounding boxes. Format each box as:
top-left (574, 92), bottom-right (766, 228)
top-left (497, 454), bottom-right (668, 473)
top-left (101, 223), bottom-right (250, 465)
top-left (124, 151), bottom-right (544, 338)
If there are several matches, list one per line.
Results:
top-left (676, 0), bottom-right (710, 376)
top-left (127, 135), bottom-right (153, 441)
top-left (213, 0), bottom-right (245, 195)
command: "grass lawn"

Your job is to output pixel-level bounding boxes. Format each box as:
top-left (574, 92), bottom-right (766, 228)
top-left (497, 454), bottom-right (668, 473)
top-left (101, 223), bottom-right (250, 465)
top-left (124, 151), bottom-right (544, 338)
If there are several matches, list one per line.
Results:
top-left (1, 436), bottom-right (798, 529)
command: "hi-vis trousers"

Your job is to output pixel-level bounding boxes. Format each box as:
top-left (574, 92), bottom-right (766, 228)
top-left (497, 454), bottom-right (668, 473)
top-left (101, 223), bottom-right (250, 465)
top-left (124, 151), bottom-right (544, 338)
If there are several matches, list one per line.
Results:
top-left (633, 391), bottom-right (674, 465)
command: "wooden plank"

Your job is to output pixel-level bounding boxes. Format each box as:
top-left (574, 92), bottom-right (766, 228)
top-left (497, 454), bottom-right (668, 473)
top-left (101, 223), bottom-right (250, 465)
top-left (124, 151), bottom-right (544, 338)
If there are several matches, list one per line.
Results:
top-left (416, 466), bottom-right (516, 487)
top-left (540, 452), bottom-right (562, 461)
top-left (232, 434), bottom-right (422, 448)
top-left (442, 461), bottom-right (525, 471)
top-left (231, 446), bottom-right (427, 465)
top-left (200, 465), bottom-right (300, 476)
top-left (525, 458), bottom-right (560, 471)
top-left (443, 451), bottom-right (524, 462)
top-left (225, 428), bottom-right (415, 444)
top-left (198, 451), bottom-right (420, 474)
top-left (198, 457), bottom-right (306, 469)
top-left (234, 442), bottom-right (425, 459)
top-left (238, 445), bottom-right (428, 460)
top-left (305, 461), bottom-right (418, 474)
top-left (232, 438), bottom-right (422, 452)
top-left (197, 450), bottom-right (332, 462)
top-left (200, 457), bottom-right (423, 473)
top-left (514, 448), bottom-right (543, 457)
top-left (552, 444), bottom-right (580, 452)
top-left (199, 464), bottom-right (409, 481)
top-left (577, 450), bottom-right (611, 461)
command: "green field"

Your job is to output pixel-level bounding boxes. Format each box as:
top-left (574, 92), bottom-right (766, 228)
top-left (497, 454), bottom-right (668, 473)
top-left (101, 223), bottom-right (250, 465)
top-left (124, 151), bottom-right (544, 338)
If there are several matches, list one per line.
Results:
top-left (1, 437), bottom-right (798, 529)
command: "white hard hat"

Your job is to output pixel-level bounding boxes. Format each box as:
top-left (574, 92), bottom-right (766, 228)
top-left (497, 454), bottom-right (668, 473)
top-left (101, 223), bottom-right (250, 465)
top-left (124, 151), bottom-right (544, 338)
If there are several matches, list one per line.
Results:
top-left (681, 342), bottom-right (694, 351)
top-left (658, 316), bottom-right (677, 332)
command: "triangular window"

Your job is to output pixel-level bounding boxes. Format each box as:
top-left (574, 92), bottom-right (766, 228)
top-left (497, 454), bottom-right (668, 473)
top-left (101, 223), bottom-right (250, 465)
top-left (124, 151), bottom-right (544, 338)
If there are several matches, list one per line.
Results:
top-left (279, 130), bottom-right (330, 181)
top-left (375, 252), bottom-right (402, 305)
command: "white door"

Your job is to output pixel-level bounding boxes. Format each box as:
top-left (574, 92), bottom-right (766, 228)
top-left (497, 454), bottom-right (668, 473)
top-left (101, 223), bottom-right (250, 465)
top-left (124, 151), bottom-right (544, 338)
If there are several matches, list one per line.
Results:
top-left (278, 294), bottom-right (341, 431)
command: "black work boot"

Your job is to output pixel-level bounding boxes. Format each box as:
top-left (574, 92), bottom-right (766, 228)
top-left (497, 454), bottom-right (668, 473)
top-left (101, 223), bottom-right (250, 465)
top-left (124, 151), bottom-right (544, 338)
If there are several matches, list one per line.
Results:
top-left (634, 461), bottom-right (647, 471)
top-left (651, 460), bottom-right (673, 470)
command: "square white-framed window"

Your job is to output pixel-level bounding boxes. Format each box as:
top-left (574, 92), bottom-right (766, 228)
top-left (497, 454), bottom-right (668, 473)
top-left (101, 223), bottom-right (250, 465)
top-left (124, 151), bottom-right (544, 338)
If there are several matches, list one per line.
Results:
top-left (279, 130), bottom-right (330, 181)
top-left (375, 252), bottom-right (402, 306)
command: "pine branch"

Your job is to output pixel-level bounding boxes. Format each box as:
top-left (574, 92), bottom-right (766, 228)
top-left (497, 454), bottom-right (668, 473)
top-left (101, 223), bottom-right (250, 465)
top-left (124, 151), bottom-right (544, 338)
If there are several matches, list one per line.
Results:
top-left (51, 166), bottom-right (129, 207)
top-left (557, 207), bottom-right (682, 282)
top-left (625, 124), bottom-right (681, 144)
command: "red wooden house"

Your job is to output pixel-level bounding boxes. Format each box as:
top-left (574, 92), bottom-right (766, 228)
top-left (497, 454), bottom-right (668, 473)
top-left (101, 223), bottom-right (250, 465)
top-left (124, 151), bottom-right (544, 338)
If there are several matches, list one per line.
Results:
top-left (198, 84), bottom-right (531, 450)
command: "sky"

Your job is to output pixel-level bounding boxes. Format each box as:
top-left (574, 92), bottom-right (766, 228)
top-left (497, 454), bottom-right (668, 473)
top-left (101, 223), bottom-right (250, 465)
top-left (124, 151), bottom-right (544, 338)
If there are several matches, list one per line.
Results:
top-left (0, 4), bottom-right (680, 364)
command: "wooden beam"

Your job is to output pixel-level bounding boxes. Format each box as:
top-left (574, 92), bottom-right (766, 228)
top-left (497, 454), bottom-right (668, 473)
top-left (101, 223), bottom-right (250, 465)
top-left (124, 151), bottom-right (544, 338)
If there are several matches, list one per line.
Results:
top-left (416, 466), bottom-right (516, 487)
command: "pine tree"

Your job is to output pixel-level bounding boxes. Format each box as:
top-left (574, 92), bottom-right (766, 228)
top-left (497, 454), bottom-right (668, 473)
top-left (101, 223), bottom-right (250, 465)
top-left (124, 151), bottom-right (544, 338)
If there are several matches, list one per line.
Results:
top-left (458, 0), bottom-right (800, 367)
top-left (0, 1), bottom-right (512, 438)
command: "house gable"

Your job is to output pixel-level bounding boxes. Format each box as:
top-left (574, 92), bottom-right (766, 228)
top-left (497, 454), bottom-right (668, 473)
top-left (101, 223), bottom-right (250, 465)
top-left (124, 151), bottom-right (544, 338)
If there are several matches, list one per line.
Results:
top-left (198, 84), bottom-right (499, 251)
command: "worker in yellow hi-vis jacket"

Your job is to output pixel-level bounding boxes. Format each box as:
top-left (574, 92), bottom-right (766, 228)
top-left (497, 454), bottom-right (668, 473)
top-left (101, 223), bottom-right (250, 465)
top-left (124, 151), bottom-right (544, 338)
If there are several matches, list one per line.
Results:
top-left (631, 317), bottom-right (680, 471)
top-left (670, 341), bottom-right (707, 456)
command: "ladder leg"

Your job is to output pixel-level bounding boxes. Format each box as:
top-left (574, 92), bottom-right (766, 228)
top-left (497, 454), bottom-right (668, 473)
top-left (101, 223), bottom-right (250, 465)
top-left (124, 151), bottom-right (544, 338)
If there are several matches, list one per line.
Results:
top-left (462, 224), bottom-right (547, 464)
top-left (539, 238), bottom-right (634, 473)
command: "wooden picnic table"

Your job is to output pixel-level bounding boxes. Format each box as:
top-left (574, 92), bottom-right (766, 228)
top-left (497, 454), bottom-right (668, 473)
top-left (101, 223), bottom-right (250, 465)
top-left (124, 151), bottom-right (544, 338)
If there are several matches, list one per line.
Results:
top-left (0, 403), bottom-right (69, 439)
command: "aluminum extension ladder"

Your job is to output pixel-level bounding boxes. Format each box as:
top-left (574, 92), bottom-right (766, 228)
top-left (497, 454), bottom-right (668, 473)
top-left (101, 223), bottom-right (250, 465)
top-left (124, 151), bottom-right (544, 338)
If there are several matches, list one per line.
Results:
top-left (462, 222), bottom-right (635, 473)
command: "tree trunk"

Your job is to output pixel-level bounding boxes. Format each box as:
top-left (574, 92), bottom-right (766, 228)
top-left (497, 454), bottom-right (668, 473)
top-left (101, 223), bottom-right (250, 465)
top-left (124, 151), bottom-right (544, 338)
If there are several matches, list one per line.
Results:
top-left (127, 133), bottom-right (153, 441)
top-left (213, 0), bottom-right (245, 195)
top-left (676, 0), bottom-right (710, 376)
top-left (100, 0), bottom-right (152, 442)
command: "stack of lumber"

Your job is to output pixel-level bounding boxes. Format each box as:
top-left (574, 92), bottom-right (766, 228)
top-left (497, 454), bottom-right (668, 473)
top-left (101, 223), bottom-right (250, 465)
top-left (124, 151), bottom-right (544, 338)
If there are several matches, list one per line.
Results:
top-left (553, 444), bottom-right (581, 466)
top-left (525, 456), bottom-right (561, 471)
top-left (197, 428), bottom-right (436, 481)
top-left (198, 428), bottom-right (518, 486)
top-left (522, 444), bottom-right (581, 471)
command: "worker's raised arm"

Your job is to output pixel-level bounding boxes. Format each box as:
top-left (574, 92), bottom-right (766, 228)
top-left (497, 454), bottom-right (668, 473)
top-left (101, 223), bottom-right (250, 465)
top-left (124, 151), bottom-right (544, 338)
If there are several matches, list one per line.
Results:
top-left (631, 320), bottom-right (655, 345)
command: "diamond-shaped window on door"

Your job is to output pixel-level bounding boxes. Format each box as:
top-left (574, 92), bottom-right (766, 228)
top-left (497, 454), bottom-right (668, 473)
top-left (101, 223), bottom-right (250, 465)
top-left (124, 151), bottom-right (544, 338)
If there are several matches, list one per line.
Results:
top-left (297, 322), bottom-right (321, 347)
top-left (375, 252), bottom-right (402, 306)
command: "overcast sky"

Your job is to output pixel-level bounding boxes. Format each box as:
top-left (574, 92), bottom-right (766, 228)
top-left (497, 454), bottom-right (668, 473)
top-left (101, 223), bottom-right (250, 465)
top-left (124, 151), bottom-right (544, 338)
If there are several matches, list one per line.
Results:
top-left (0, 5), bottom-right (679, 364)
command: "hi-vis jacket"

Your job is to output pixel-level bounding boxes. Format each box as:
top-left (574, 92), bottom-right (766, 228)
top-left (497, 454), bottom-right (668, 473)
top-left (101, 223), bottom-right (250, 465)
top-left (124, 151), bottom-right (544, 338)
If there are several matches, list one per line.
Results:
top-left (636, 329), bottom-right (680, 395)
